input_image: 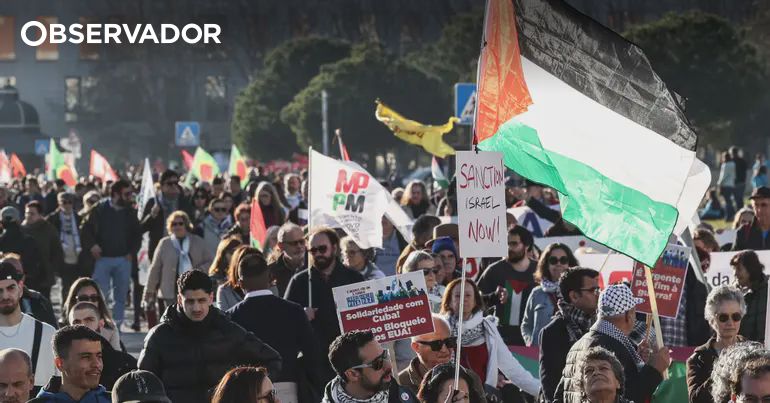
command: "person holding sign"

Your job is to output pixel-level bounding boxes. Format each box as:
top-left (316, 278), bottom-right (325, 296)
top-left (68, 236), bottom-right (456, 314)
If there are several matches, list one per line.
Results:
top-left (686, 285), bottom-right (746, 403)
top-left (440, 279), bottom-right (540, 398)
top-left (553, 284), bottom-right (670, 403)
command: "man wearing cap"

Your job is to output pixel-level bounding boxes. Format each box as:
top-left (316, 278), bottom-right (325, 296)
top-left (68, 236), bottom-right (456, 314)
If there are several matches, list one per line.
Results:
top-left (0, 262), bottom-right (57, 392)
top-left (431, 237), bottom-right (458, 286)
top-left (478, 225), bottom-right (538, 345)
top-left (0, 206), bottom-right (40, 294)
top-left (553, 284), bottom-right (671, 403)
top-left (733, 186), bottom-right (770, 251)
top-left (111, 370), bottom-right (171, 403)
top-left (0, 253), bottom-right (57, 329)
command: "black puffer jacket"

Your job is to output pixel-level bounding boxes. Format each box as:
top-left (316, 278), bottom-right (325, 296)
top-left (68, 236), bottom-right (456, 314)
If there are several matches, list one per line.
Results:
top-left (138, 304), bottom-right (282, 403)
top-left (553, 328), bottom-right (662, 403)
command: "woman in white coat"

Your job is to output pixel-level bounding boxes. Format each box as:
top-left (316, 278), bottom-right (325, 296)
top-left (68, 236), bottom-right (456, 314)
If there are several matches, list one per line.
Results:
top-left (440, 278), bottom-right (541, 398)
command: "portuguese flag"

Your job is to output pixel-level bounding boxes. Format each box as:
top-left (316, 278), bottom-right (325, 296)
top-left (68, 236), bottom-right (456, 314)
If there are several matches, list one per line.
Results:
top-left (46, 138), bottom-right (77, 186)
top-left (184, 146), bottom-right (220, 186)
top-left (228, 144), bottom-right (248, 185)
top-left (249, 197), bottom-right (267, 249)
top-left (475, 0), bottom-right (710, 266)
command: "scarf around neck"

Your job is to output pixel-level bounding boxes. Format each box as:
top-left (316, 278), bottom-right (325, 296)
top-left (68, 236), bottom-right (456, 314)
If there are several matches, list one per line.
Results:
top-left (556, 299), bottom-right (595, 343)
top-left (329, 376), bottom-right (389, 403)
top-left (447, 311), bottom-right (486, 346)
top-left (592, 319), bottom-right (643, 367)
top-left (58, 211), bottom-right (81, 253)
top-left (171, 236), bottom-right (192, 276)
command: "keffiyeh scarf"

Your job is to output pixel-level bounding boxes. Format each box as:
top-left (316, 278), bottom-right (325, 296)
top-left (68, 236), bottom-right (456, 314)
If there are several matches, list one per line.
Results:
top-left (447, 311), bottom-right (486, 346)
top-left (556, 299), bottom-right (595, 343)
top-left (328, 376), bottom-right (389, 403)
top-left (592, 319), bottom-right (644, 367)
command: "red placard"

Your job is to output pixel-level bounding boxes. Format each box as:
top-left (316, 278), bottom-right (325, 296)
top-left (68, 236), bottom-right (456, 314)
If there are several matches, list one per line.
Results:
top-left (631, 244), bottom-right (690, 319)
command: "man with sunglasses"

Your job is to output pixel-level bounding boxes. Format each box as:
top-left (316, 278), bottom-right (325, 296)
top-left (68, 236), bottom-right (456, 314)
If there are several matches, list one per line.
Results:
top-left (324, 330), bottom-right (417, 403)
top-left (269, 223), bottom-right (307, 297)
top-left (140, 170), bottom-right (193, 259)
top-left (285, 227), bottom-right (364, 384)
top-left (46, 192), bottom-right (88, 305)
top-left (81, 180), bottom-right (142, 329)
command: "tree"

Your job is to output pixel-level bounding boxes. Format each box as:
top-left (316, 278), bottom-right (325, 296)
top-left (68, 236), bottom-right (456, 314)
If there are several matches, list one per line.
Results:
top-left (624, 11), bottom-right (767, 147)
top-left (279, 43), bottom-right (447, 157)
top-left (231, 37), bottom-right (351, 160)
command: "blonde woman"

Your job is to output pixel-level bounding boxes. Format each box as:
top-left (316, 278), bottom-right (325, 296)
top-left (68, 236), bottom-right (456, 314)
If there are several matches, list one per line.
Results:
top-left (400, 180), bottom-right (435, 219)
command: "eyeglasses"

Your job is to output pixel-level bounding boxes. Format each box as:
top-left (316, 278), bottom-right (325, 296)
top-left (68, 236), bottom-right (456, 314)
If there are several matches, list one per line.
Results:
top-left (309, 245), bottom-right (328, 255)
top-left (548, 256), bottom-right (569, 265)
top-left (349, 349), bottom-right (390, 371)
top-left (416, 337), bottom-right (457, 352)
top-left (213, 207), bottom-right (228, 213)
top-left (578, 287), bottom-right (601, 295)
top-left (257, 389), bottom-right (277, 403)
top-left (171, 221), bottom-right (186, 227)
top-left (421, 268), bottom-right (441, 275)
top-left (718, 312), bottom-right (743, 323)
top-left (76, 294), bottom-right (100, 303)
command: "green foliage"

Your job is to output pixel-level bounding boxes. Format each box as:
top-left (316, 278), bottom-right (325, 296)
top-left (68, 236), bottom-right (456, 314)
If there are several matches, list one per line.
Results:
top-left (280, 43), bottom-right (447, 154)
top-left (406, 12), bottom-right (483, 86)
top-left (231, 37), bottom-right (351, 159)
top-left (624, 11), bottom-right (767, 146)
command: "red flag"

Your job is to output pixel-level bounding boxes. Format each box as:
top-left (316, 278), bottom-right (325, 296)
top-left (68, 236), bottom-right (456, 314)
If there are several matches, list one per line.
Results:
top-left (339, 139), bottom-right (350, 161)
top-left (9, 153), bottom-right (25, 178)
top-left (249, 197), bottom-right (267, 249)
top-left (181, 150), bottom-right (194, 170)
top-left (89, 150), bottom-right (118, 182)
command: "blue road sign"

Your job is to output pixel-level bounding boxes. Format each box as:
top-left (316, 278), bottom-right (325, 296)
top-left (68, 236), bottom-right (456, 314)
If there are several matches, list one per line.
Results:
top-left (454, 83), bottom-right (477, 126)
top-left (175, 121), bottom-right (200, 147)
top-left (34, 139), bottom-right (49, 156)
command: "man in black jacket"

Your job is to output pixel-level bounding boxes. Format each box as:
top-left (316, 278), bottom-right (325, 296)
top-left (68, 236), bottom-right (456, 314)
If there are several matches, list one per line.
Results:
top-left (140, 170), bottom-right (193, 257)
top-left (733, 186), bottom-right (770, 251)
top-left (80, 180), bottom-right (141, 329)
top-left (46, 192), bottom-right (89, 304)
top-left (68, 301), bottom-right (136, 390)
top-left (229, 250), bottom-right (321, 403)
top-left (285, 226), bottom-right (364, 384)
top-left (539, 267), bottom-right (599, 402)
top-left (138, 270), bottom-right (281, 403)
top-left (269, 223), bottom-right (306, 296)
top-left (0, 206), bottom-right (40, 294)
top-left (553, 284), bottom-right (671, 403)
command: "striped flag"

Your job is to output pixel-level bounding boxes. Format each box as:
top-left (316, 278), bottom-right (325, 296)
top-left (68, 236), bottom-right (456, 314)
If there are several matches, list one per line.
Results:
top-left (229, 144), bottom-right (248, 181)
top-left (184, 147), bottom-right (220, 186)
top-left (249, 197), bottom-right (267, 249)
top-left (47, 139), bottom-right (77, 187)
top-left (475, 0), bottom-right (710, 266)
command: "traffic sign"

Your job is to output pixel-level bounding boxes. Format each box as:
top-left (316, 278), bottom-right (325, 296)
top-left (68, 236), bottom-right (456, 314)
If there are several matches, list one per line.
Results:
top-left (454, 83), bottom-right (477, 126)
top-left (34, 139), bottom-right (49, 156)
top-left (175, 121), bottom-right (200, 147)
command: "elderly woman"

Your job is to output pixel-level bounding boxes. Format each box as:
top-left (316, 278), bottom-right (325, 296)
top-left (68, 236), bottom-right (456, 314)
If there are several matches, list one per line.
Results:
top-left (440, 278), bottom-right (540, 397)
top-left (403, 250), bottom-right (444, 313)
top-left (521, 243), bottom-right (579, 346)
top-left (731, 250), bottom-right (768, 342)
top-left (577, 347), bottom-right (631, 403)
top-left (340, 236), bottom-right (385, 280)
top-left (709, 341), bottom-right (766, 403)
top-left (143, 211), bottom-right (213, 311)
top-left (687, 285), bottom-right (746, 403)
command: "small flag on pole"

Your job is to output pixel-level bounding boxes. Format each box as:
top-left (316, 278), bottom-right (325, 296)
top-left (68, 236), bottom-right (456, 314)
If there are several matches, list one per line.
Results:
top-left (431, 156), bottom-right (449, 190)
top-left (181, 150), bottom-right (194, 171)
top-left (90, 150), bottom-right (118, 182)
top-left (9, 153), bottom-right (25, 178)
top-left (250, 197), bottom-right (267, 249)
top-left (47, 139), bottom-right (77, 187)
top-left (229, 144), bottom-right (248, 181)
top-left (335, 129), bottom-right (351, 161)
top-left (184, 147), bottom-right (220, 186)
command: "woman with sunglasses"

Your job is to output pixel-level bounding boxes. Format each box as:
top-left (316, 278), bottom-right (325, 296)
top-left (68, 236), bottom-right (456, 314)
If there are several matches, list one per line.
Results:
top-left (191, 187), bottom-right (211, 225)
top-left (440, 279), bottom-right (540, 398)
top-left (521, 243), bottom-right (579, 346)
top-left (341, 236), bottom-right (385, 281)
top-left (403, 251), bottom-right (445, 313)
top-left (143, 211), bottom-right (213, 314)
top-left (63, 277), bottom-right (122, 351)
top-left (211, 366), bottom-right (280, 403)
top-left (194, 198), bottom-right (234, 257)
top-left (686, 285), bottom-right (746, 403)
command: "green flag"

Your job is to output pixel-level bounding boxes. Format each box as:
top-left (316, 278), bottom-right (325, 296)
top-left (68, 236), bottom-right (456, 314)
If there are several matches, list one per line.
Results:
top-left (185, 147), bottom-right (220, 186)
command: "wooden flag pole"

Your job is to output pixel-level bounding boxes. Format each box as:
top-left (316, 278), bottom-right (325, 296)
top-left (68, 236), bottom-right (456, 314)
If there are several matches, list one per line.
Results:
top-left (307, 146), bottom-right (313, 310)
top-left (454, 258), bottom-right (468, 390)
top-left (643, 265), bottom-right (667, 380)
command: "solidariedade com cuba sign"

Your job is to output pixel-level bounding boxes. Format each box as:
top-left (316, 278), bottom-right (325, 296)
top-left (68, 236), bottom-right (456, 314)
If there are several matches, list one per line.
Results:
top-left (333, 272), bottom-right (434, 343)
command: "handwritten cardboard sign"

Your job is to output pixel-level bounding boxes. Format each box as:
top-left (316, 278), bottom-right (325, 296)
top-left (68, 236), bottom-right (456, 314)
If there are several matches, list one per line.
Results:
top-left (333, 272), bottom-right (434, 343)
top-left (456, 151), bottom-right (507, 258)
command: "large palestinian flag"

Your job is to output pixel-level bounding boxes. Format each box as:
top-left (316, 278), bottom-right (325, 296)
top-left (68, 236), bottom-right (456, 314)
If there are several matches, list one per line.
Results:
top-left (476, 0), bottom-right (710, 266)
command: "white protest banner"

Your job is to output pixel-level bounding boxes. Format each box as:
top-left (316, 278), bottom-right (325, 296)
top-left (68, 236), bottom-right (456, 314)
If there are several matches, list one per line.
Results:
top-left (136, 158), bottom-right (156, 286)
top-left (508, 204), bottom-right (561, 237)
top-left (631, 244), bottom-right (690, 319)
top-left (705, 250), bottom-right (770, 288)
top-left (573, 251), bottom-right (635, 289)
top-left (456, 151), bottom-right (507, 258)
top-left (333, 271), bottom-right (434, 343)
top-left (310, 150), bottom-right (390, 248)
top-left (534, 236), bottom-right (610, 254)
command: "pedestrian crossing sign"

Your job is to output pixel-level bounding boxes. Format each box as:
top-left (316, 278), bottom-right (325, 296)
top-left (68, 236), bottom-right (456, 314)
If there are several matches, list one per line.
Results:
top-left (454, 83), bottom-right (477, 126)
top-left (175, 121), bottom-right (200, 147)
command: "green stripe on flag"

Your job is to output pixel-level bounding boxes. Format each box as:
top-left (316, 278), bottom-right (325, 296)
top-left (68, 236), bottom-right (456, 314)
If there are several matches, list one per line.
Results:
top-left (478, 119), bottom-right (678, 267)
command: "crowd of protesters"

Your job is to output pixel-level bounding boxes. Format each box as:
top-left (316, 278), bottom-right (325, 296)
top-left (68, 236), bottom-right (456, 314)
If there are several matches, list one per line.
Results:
top-left (0, 158), bottom-right (769, 403)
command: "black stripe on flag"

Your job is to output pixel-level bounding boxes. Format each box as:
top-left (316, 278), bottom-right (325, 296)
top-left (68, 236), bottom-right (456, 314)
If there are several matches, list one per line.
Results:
top-left (513, 0), bottom-right (697, 151)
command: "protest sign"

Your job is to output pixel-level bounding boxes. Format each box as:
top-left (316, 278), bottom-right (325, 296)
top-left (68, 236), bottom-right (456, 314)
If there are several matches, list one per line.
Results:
top-left (631, 244), bottom-right (690, 318)
top-left (333, 272), bottom-right (434, 343)
top-left (508, 204), bottom-right (560, 237)
top-left (705, 250), bottom-right (770, 287)
top-left (534, 236), bottom-right (610, 254)
top-left (456, 151), bottom-right (507, 258)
